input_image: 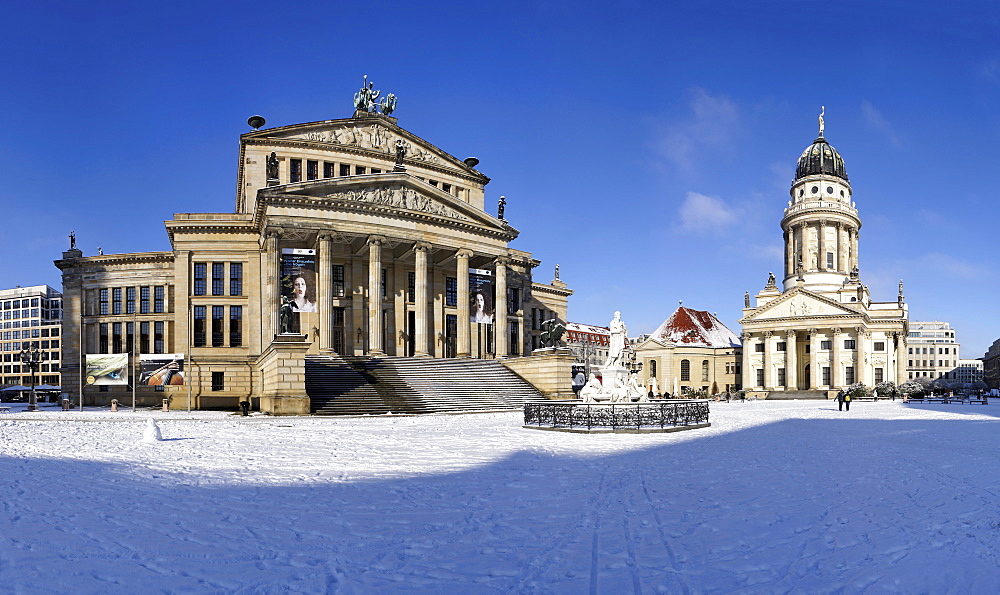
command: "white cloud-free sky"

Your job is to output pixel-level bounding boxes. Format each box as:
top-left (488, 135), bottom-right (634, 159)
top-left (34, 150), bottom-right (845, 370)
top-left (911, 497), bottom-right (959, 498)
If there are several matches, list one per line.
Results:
top-left (1, 1), bottom-right (998, 355)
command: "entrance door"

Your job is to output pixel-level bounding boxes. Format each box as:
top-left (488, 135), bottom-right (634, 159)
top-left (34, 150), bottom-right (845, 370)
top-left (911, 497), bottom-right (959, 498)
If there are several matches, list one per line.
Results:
top-left (801, 364), bottom-right (810, 390)
top-left (407, 310), bottom-right (415, 357)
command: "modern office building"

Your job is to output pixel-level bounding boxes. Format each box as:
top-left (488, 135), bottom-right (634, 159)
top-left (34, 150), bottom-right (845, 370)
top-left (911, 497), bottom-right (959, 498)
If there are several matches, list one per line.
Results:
top-left (1, 285), bottom-right (62, 389)
top-left (905, 321), bottom-right (960, 381)
top-left (56, 81), bottom-right (571, 413)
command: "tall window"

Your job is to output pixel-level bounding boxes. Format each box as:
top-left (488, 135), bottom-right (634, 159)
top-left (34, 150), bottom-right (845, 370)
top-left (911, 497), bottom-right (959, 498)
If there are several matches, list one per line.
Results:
top-left (230, 306), bottom-right (242, 347)
top-left (140, 321), bottom-right (150, 353)
top-left (193, 306), bottom-right (206, 347)
top-left (381, 269), bottom-right (387, 299)
top-left (845, 366), bottom-right (855, 385)
top-left (507, 288), bottom-right (520, 315)
top-left (212, 306), bottom-right (224, 347)
top-left (289, 159), bottom-right (302, 183)
top-left (99, 323), bottom-right (109, 353)
top-left (140, 286), bottom-right (150, 314)
top-left (509, 321), bottom-right (519, 356)
top-left (874, 367), bottom-right (884, 383)
top-left (778, 367), bottom-right (786, 387)
top-left (154, 286), bottom-right (164, 313)
top-left (649, 360), bottom-right (657, 378)
top-left (126, 322), bottom-right (134, 354)
top-left (112, 288), bottom-right (122, 315)
top-left (126, 287), bottom-right (136, 314)
top-left (211, 371), bottom-right (225, 391)
top-left (446, 277), bottom-right (457, 307)
top-left (323, 162), bottom-right (335, 178)
top-left (407, 272), bottom-right (415, 303)
top-left (339, 164), bottom-right (350, 177)
top-left (331, 307), bottom-right (345, 354)
top-left (193, 263), bottom-right (207, 295)
top-left (702, 360), bottom-right (709, 382)
top-left (307, 160), bottom-right (318, 180)
top-left (112, 322), bottom-right (122, 353)
top-left (332, 264), bottom-right (345, 297)
top-left (756, 369), bottom-right (764, 387)
top-left (154, 321), bottom-right (164, 353)
top-left (445, 314), bottom-right (457, 358)
top-left (230, 263), bottom-right (243, 296)
top-left (212, 263), bottom-right (225, 296)
top-left (100, 289), bottom-right (109, 315)
top-left (680, 359), bottom-right (690, 381)
top-left (827, 252), bottom-right (834, 269)
top-left (823, 366), bottom-right (831, 386)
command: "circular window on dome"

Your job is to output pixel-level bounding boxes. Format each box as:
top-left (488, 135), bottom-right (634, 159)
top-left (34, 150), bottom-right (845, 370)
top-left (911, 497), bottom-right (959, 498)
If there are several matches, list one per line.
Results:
top-left (826, 186), bottom-right (834, 194)
top-left (811, 186), bottom-right (819, 194)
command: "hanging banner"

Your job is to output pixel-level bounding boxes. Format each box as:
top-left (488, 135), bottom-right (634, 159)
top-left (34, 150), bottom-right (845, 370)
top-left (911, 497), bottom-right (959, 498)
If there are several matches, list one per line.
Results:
top-left (281, 249), bottom-right (317, 313)
top-left (139, 354), bottom-right (185, 386)
top-left (85, 354), bottom-right (128, 386)
top-left (469, 268), bottom-right (494, 325)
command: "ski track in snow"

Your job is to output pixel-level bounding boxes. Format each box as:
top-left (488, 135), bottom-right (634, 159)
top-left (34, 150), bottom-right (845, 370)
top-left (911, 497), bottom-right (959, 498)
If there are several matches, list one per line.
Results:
top-left (2, 401), bottom-right (1000, 593)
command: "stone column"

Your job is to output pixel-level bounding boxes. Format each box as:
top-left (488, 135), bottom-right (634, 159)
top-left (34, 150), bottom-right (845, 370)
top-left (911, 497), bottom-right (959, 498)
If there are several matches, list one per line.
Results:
top-left (895, 334), bottom-right (907, 386)
top-left (809, 329), bottom-right (820, 389)
top-left (831, 327), bottom-right (842, 388)
top-left (817, 220), bottom-right (826, 270)
top-left (264, 232), bottom-right (280, 340)
top-left (494, 257), bottom-right (508, 358)
top-left (856, 327), bottom-right (867, 385)
top-left (785, 330), bottom-right (797, 389)
top-left (456, 249), bottom-right (472, 358)
top-left (784, 229), bottom-right (793, 279)
top-left (367, 236), bottom-right (385, 355)
top-left (414, 242), bottom-right (430, 357)
top-left (836, 223), bottom-right (846, 272)
top-left (762, 331), bottom-right (773, 390)
top-left (850, 228), bottom-right (859, 272)
top-left (740, 332), bottom-right (751, 390)
top-left (318, 234), bottom-right (332, 350)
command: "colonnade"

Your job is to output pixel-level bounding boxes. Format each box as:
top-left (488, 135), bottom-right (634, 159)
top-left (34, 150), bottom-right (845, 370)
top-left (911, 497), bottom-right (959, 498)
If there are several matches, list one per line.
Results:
top-left (784, 220), bottom-right (858, 278)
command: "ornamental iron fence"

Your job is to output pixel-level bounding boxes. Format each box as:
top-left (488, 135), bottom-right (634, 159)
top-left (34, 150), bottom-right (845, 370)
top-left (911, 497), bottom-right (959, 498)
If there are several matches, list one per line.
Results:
top-left (523, 400), bottom-right (710, 433)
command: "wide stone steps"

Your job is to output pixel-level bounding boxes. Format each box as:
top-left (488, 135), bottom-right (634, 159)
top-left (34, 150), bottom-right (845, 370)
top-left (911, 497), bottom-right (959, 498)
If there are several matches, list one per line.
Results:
top-left (766, 389), bottom-right (830, 400)
top-left (305, 355), bottom-right (542, 415)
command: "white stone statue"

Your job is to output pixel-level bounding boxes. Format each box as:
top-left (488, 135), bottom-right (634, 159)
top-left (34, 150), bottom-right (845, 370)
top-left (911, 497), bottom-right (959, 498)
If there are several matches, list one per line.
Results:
top-left (604, 311), bottom-right (627, 367)
top-left (579, 373), bottom-right (604, 403)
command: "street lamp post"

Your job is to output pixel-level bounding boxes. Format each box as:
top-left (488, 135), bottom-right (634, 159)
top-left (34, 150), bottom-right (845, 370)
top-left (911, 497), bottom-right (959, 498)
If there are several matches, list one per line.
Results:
top-left (19, 344), bottom-right (42, 412)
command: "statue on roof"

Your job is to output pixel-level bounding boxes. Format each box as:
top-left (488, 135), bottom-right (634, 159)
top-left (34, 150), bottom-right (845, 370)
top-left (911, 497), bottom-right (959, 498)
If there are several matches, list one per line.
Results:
top-left (69, 231), bottom-right (76, 250)
top-left (353, 75), bottom-right (397, 116)
top-left (766, 271), bottom-right (776, 287)
top-left (818, 106), bottom-right (825, 137)
top-left (394, 139), bottom-right (407, 170)
top-left (498, 195), bottom-right (506, 221)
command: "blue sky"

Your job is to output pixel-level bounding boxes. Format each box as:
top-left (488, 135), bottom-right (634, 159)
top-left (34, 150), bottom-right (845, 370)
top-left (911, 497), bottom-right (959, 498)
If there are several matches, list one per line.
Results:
top-left (2, 1), bottom-right (998, 356)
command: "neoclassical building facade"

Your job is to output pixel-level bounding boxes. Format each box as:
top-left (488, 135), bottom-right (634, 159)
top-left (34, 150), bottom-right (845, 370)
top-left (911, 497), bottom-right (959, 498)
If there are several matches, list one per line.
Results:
top-left (739, 117), bottom-right (908, 398)
top-left (56, 84), bottom-right (570, 411)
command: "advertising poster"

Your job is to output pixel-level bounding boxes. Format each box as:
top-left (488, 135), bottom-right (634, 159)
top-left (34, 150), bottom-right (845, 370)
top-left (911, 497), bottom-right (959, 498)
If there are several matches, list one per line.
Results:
top-left (139, 354), bottom-right (185, 386)
top-left (281, 249), bottom-right (317, 313)
top-left (469, 268), bottom-right (494, 324)
top-left (85, 354), bottom-right (129, 386)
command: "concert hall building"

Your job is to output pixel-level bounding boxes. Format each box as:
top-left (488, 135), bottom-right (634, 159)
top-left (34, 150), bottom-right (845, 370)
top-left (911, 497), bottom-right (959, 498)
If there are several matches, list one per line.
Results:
top-left (56, 84), bottom-right (571, 413)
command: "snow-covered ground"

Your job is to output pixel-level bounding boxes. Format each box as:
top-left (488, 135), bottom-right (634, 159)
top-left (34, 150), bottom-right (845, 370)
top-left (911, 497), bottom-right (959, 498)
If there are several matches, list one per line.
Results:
top-left (2, 400), bottom-right (999, 593)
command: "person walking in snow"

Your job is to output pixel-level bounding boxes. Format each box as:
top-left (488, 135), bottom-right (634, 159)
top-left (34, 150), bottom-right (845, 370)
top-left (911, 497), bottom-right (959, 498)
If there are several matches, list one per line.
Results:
top-left (837, 389), bottom-right (850, 411)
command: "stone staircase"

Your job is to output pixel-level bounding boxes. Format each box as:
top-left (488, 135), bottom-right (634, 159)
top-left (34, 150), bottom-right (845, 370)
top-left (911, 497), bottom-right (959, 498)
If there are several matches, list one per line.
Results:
top-left (766, 389), bottom-right (830, 400)
top-left (305, 354), bottom-right (543, 415)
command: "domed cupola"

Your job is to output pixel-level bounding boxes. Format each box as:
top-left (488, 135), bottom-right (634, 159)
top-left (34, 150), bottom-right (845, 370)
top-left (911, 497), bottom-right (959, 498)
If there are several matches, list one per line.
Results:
top-left (794, 107), bottom-right (848, 182)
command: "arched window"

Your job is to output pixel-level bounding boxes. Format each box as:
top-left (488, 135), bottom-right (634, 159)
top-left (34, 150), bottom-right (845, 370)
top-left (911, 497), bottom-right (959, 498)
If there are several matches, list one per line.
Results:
top-left (680, 359), bottom-right (690, 381)
top-left (702, 360), bottom-right (709, 381)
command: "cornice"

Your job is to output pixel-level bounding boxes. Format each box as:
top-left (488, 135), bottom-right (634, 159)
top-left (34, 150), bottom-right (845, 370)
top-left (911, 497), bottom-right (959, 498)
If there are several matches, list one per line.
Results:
top-left (54, 251), bottom-right (175, 271)
top-left (531, 282), bottom-right (574, 297)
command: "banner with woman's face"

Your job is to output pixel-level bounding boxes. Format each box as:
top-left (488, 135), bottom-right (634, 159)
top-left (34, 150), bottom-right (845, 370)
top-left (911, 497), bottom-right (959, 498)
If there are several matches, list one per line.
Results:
top-left (470, 269), bottom-right (494, 324)
top-left (281, 249), bottom-right (317, 313)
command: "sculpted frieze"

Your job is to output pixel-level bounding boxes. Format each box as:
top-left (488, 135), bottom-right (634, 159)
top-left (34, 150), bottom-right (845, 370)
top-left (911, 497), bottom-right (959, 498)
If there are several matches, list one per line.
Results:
top-left (290, 124), bottom-right (443, 165)
top-left (324, 185), bottom-right (469, 221)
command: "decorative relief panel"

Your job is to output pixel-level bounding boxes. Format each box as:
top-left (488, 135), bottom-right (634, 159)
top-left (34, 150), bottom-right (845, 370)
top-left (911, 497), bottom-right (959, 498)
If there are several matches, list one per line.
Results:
top-left (323, 185), bottom-right (469, 221)
top-left (288, 124), bottom-right (443, 165)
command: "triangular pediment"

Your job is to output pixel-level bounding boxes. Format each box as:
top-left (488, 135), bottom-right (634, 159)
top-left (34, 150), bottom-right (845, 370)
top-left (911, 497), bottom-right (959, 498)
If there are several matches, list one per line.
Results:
top-left (742, 288), bottom-right (862, 323)
top-left (244, 117), bottom-right (483, 179)
top-left (256, 174), bottom-right (514, 236)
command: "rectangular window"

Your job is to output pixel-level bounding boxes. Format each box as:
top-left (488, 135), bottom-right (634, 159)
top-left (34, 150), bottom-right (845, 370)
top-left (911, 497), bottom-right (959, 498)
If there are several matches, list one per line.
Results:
top-left (331, 307), bottom-right (345, 354)
top-left (823, 366), bottom-right (831, 386)
top-left (777, 367), bottom-right (786, 387)
top-left (339, 164), bottom-right (350, 177)
top-left (442, 183), bottom-right (452, 194)
top-left (126, 287), bottom-right (136, 314)
top-left (755, 343), bottom-right (764, 353)
top-left (212, 306), bottom-right (224, 347)
top-left (407, 271), bottom-right (415, 303)
top-left (874, 341), bottom-right (885, 351)
top-left (323, 162), bottom-right (335, 178)
top-left (381, 268), bottom-right (387, 299)
top-left (507, 288), bottom-right (520, 315)
top-left (126, 322), bottom-right (134, 354)
top-left (99, 323), bottom-right (109, 353)
top-left (230, 263), bottom-right (243, 296)
top-left (681, 360), bottom-right (691, 381)
top-left (776, 342), bottom-right (786, 352)
top-left (229, 306), bottom-right (243, 347)
top-left (331, 264), bottom-right (345, 297)
top-left (509, 321), bottom-right (520, 356)
top-left (821, 340), bottom-right (832, 350)
top-left (307, 160), bottom-right (318, 180)
top-left (112, 288), bottom-right (122, 315)
top-left (212, 263), bottom-right (225, 296)
top-left (530, 308), bottom-right (538, 330)
top-left (289, 159), bottom-right (302, 183)
top-left (112, 322), bottom-right (122, 353)
top-left (100, 289), bottom-right (109, 315)
top-left (193, 306), bottom-right (206, 347)
top-left (140, 286), bottom-right (150, 314)
top-left (908, 347), bottom-right (913, 354)
top-left (154, 286), bottom-right (164, 313)
top-left (193, 263), bottom-right (207, 295)
top-left (355, 165), bottom-right (366, 175)
top-left (827, 252), bottom-right (834, 269)
top-left (845, 366), bottom-right (855, 385)
top-left (844, 339), bottom-right (856, 349)
top-left (756, 368), bottom-right (764, 387)
top-left (140, 321), bottom-right (150, 354)
top-left (154, 321), bottom-right (164, 354)
top-left (875, 368), bottom-right (884, 384)
top-left (211, 371), bottom-right (225, 392)
top-left (446, 277), bottom-right (457, 307)
top-left (908, 360), bottom-right (913, 366)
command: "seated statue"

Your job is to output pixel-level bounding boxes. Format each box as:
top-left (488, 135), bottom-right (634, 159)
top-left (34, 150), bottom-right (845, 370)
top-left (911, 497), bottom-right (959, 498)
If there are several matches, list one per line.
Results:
top-left (579, 374), bottom-right (604, 403)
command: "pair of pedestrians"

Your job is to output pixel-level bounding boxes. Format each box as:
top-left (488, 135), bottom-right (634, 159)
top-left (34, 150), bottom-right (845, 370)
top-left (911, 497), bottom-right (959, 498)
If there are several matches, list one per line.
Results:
top-left (836, 389), bottom-right (851, 411)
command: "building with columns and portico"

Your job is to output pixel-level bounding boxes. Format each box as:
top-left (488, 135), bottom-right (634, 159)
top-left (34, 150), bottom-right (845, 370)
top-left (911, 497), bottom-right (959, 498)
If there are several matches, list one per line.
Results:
top-left (739, 113), bottom-right (908, 399)
top-left (55, 81), bottom-right (571, 413)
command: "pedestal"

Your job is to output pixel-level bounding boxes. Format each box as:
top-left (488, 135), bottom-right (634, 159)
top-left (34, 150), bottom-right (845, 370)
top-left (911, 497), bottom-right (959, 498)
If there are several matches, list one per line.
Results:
top-left (256, 334), bottom-right (311, 415)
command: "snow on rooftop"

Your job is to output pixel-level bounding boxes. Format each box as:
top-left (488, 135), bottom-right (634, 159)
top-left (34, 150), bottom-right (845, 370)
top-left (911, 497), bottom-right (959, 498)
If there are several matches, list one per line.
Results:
top-left (566, 322), bottom-right (610, 335)
top-left (651, 306), bottom-right (741, 348)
